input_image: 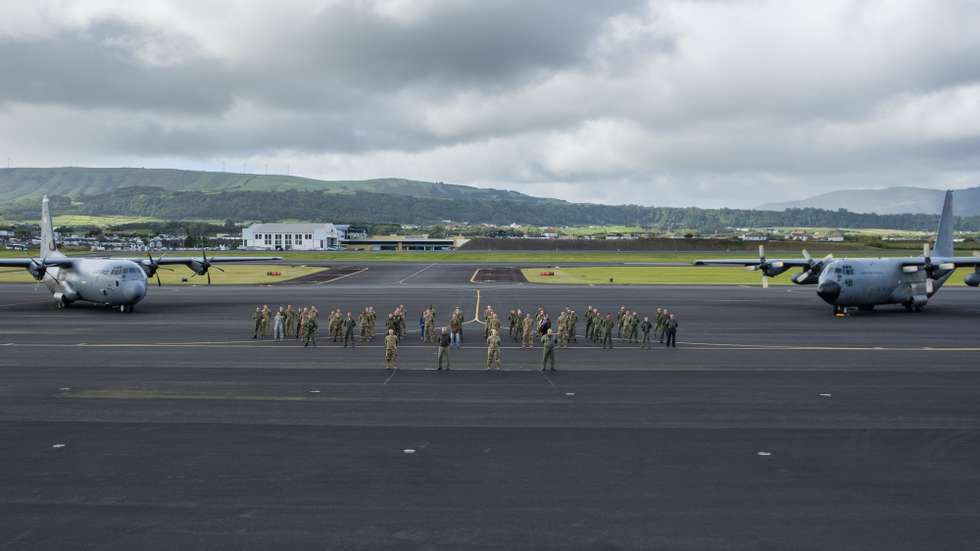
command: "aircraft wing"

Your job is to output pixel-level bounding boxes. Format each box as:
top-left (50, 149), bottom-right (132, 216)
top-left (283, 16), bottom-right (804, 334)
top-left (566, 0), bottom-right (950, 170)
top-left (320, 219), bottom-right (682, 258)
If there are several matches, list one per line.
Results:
top-left (692, 258), bottom-right (811, 267)
top-left (900, 255), bottom-right (980, 269)
top-left (148, 256), bottom-right (283, 266)
top-left (0, 258), bottom-right (75, 268)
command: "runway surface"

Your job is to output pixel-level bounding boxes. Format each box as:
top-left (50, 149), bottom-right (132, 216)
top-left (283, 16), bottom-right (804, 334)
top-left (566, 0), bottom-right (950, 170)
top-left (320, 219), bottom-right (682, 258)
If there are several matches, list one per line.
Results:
top-left (2, 266), bottom-right (980, 550)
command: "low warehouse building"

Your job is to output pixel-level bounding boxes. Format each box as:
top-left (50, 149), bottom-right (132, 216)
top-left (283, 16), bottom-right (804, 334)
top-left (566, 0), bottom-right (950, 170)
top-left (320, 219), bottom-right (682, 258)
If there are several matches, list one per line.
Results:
top-left (241, 223), bottom-right (342, 251)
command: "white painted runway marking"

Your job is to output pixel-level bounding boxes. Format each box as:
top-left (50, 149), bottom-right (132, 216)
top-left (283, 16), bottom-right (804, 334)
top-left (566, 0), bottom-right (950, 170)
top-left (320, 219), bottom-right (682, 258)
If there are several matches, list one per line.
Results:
top-left (757, 451), bottom-right (772, 456)
top-left (383, 369), bottom-right (397, 385)
top-left (402, 448), bottom-right (416, 454)
top-left (398, 264), bottom-right (435, 285)
top-left (819, 393), bottom-right (832, 398)
top-left (314, 267), bottom-right (368, 285)
top-left (541, 371), bottom-right (556, 388)
top-left (6, 340), bottom-right (980, 352)
top-left (51, 444), bottom-right (66, 449)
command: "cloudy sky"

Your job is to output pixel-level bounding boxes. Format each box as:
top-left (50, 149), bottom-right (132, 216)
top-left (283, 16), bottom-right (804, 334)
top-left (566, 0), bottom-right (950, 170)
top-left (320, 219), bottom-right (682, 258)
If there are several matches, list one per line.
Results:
top-left (1, 0), bottom-right (979, 208)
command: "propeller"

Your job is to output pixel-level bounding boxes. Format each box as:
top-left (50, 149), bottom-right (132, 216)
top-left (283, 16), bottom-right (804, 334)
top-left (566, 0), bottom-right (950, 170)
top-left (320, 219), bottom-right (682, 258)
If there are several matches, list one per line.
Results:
top-left (744, 245), bottom-right (784, 288)
top-left (142, 252), bottom-right (173, 286)
top-left (188, 249), bottom-right (224, 285)
top-left (792, 248), bottom-right (834, 284)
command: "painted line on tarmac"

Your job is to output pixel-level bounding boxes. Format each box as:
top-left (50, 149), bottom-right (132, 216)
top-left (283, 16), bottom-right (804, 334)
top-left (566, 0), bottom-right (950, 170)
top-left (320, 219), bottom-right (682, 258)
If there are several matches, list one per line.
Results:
top-left (314, 267), bottom-right (368, 285)
top-left (383, 369), bottom-right (398, 385)
top-left (398, 264), bottom-right (435, 285)
top-left (470, 289), bottom-right (483, 323)
top-left (5, 341), bottom-right (980, 352)
top-left (469, 269), bottom-right (482, 284)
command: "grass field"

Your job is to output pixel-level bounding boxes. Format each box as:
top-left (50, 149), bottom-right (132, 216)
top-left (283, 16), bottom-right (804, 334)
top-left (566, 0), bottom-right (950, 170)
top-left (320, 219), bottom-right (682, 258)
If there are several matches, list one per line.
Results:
top-left (0, 265), bottom-right (325, 285)
top-left (522, 266), bottom-right (976, 286)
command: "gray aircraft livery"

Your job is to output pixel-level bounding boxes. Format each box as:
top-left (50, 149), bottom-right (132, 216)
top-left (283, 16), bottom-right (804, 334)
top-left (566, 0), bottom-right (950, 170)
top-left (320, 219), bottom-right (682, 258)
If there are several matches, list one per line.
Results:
top-left (694, 190), bottom-right (980, 313)
top-left (0, 196), bottom-right (280, 312)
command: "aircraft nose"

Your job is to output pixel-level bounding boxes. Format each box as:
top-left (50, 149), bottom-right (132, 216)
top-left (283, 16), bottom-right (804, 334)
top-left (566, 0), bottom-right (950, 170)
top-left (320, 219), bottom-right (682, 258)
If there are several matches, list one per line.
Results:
top-left (126, 280), bottom-right (147, 303)
top-left (817, 280), bottom-right (841, 304)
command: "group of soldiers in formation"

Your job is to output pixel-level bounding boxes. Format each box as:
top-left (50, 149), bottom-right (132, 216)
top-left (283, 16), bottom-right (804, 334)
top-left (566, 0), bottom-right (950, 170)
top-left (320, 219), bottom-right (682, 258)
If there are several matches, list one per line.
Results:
top-left (252, 303), bottom-right (680, 370)
top-left (251, 304), bottom-right (321, 346)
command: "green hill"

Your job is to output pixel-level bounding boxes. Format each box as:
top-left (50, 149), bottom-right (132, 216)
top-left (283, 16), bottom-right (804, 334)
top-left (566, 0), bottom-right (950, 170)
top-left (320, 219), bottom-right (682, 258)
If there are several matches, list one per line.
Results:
top-left (2, 167), bottom-right (979, 232)
top-left (0, 167), bottom-right (544, 203)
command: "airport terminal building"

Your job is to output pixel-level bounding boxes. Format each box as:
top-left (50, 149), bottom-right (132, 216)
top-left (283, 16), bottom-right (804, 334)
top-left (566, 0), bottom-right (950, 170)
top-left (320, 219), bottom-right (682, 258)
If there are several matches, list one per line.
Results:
top-left (241, 223), bottom-right (342, 251)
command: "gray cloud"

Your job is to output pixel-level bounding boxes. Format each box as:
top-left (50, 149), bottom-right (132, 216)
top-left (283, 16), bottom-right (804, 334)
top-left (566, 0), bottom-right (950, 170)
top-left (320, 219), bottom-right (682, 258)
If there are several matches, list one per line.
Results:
top-left (1, 1), bottom-right (979, 208)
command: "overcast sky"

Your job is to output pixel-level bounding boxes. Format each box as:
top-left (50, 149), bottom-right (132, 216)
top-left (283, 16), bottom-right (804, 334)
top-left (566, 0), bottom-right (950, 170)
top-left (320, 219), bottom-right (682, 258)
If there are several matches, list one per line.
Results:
top-left (1, 1), bottom-right (979, 208)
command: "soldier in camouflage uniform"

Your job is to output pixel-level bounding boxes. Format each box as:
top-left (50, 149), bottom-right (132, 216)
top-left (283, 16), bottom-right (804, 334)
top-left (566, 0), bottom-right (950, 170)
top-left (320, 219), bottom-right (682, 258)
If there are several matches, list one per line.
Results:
top-left (252, 306), bottom-right (263, 339)
top-left (602, 314), bottom-right (614, 350)
top-left (384, 329), bottom-right (398, 370)
top-left (303, 310), bottom-right (319, 347)
top-left (260, 305), bottom-right (272, 338)
top-left (522, 313), bottom-right (535, 349)
top-left (486, 329), bottom-right (502, 371)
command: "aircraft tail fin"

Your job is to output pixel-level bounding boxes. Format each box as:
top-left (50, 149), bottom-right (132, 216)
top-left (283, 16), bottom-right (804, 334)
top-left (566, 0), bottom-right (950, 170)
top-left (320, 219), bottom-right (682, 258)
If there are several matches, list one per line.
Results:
top-left (40, 195), bottom-right (60, 259)
top-left (933, 190), bottom-right (955, 257)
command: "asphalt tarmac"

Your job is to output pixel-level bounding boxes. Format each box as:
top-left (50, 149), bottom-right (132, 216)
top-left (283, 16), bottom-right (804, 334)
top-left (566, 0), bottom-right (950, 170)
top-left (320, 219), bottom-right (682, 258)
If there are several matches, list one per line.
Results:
top-left (2, 265), bottom-right (980, 550)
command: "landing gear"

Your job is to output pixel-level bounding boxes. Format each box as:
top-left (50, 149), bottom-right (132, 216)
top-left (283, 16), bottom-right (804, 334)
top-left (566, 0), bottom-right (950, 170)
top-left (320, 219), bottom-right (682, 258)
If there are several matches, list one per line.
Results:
top-left (120, 304), bottom-right (135, 313)
top-left (904, 300), bottom-right (925, 313)
top-left (833, 305), bottom-right (847, 317)
top-left (56, 297), bottom-right (71, 309)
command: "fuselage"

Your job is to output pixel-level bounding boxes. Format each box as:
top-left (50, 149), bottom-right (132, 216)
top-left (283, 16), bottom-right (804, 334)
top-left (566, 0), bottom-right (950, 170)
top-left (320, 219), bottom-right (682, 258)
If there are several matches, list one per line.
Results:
top-left (43, 258), bottom-right (147, 307)
top-left (815, 258), bottom-right (953, 308)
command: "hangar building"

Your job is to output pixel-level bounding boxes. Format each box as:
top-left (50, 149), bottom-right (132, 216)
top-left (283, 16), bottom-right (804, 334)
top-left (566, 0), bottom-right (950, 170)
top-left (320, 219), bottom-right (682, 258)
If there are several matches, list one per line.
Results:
top-left (241, 223), bottom-right (342, 251)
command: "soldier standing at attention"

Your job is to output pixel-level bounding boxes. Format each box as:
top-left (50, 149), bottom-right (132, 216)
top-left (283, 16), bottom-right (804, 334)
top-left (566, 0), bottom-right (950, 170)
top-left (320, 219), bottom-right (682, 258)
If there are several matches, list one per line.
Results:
top-left (568, 309), bottom-right (578, 343)
top-left (486, 329), bottom-right (502, 371)
top-left (437, 327), bottom-right (451, 370)
top-left (304, 311), bottom-right (319, 347)
top-left (602, 314), bottom-right (614, 350)
top-left (584, 306), bottom-right (594, 340)
top-left (522, 313), bottom-right (534, 349)
top-left (343, 311), bottom-right (357, 348)
top-left (397, 305), bottom-right (408, 338)
top-left (541, 328), bottom-right (557, 372)
top-left (260, 305), bottom-right (272, 338)
top-left (273, 307), bottom-right (285, 341)
top-left (252, 306), bottom-right (263, 339)
top-left (384, 329), bottom-right (399, 370)
top-left (664, 313), bottom-right (679, 348)
top-left (640, 316), bottom-right (653, 349)
top-left (359, 309), bottom-right (370, 342)
top-left (507, 309), bottom-right (518, 341)
top-left (616, 306), bottom-right (627, 338)
top-left (655, 308), bottom-right (666, 343)
top-left (298, 308), bottom-right (308, 341)
top-left (285, 305), bottom-right (296, 338)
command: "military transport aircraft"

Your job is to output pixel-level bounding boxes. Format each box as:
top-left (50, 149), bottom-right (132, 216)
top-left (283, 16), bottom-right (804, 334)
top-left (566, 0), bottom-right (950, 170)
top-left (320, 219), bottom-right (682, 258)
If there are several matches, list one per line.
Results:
top-left (0, 196), bottom-right (281, 312)
top-left (694, 190), bottom-right (980, 314)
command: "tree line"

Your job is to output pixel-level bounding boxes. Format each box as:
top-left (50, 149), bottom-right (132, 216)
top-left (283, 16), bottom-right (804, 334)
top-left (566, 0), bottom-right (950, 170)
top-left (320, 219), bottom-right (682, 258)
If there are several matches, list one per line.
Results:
top-left (5, 186), bottom-right (979, 232)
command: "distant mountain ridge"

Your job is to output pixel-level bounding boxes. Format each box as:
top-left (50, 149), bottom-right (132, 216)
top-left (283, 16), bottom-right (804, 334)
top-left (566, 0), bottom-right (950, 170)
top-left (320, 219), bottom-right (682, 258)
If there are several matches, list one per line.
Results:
top-left (760, 186), bottom-right (980, 216)
top-left (2, 167), bottom-right (979, 232)
top-left (0, 167), bottom-right (546, 203)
